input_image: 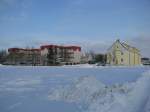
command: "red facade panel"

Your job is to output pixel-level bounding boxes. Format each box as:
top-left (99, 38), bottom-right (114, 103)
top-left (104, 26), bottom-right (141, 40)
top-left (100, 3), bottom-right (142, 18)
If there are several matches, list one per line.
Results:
top-left (40, 45), bottom-right (81, 51)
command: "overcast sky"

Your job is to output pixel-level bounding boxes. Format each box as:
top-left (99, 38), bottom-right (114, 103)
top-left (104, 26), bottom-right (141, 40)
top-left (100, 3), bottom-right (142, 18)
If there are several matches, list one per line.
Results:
top-left (0, 0), bottom-right (150, 57)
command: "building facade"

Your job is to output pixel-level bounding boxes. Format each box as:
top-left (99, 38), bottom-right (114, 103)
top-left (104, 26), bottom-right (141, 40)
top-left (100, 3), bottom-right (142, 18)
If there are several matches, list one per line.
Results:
top-left (7, 45), bottom-right (81, 66)
top-left (7, 48), bottom-right (41, 65)
top-left (107, 40), bottom-right (141, 66)
top-left (40, 45), bottom-right (81, 65)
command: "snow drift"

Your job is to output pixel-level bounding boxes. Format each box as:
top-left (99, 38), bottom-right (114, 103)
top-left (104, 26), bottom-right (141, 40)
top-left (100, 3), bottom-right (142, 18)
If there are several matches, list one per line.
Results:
top-left (48, 70), bottom-right (150, 112)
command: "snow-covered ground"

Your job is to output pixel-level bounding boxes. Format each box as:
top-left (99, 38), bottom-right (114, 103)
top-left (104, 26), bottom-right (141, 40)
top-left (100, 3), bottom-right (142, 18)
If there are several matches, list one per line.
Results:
top-left (0, 65), bottom-right (150, 112)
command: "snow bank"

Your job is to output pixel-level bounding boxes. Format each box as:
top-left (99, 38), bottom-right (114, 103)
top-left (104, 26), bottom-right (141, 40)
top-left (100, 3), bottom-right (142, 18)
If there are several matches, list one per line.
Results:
top-left (63, 64), bottom-right (145, 68)
top-left (63, 64), bottom-right (96, 68)
top-left (144, 95), bottom-right (150, 112)
top-left (48, 70), bottom-right (150, 112)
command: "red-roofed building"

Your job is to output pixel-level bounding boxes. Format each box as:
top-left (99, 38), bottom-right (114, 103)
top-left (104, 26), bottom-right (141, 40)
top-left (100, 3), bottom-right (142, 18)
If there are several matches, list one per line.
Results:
top-left (7, 44), bottom-right (81, 66)
top-left (40, 45), bottom-right (81, 65)
top-left (8, 48), bottom-right (41, 65)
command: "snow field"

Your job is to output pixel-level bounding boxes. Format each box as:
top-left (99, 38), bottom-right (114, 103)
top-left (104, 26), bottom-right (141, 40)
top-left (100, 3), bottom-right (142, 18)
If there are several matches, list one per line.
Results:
top-left (48, 70), bottom-right (150, 112)
top-left (0, 66), bottom-right (150, 112)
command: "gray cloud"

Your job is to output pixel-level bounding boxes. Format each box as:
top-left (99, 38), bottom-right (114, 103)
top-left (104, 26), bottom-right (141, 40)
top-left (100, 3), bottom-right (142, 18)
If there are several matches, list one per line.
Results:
top-left (80, 37), bottom-right (150, 57)
top-left (79, 41), bottom-right (111, 54)
top-left (127, 36), bottom-right (150, 57)
top-left (0, 34), bottom-right (149, 58)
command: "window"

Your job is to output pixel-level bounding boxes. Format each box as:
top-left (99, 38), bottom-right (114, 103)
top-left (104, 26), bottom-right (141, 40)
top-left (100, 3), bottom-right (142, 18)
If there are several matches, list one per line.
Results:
top-left (113, 58), bottom-right (115, 62)
top-left (121, 58), bottom-right (123, 62)
top-left (121, 52), bottom-right (124, 55)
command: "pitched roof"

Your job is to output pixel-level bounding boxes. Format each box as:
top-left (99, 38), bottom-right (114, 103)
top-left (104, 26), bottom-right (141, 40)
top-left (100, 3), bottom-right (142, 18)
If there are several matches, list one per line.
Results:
top-left (107, 39), bottom-right (140, 53)
top-left (120, 42), bottom-right (140, 52)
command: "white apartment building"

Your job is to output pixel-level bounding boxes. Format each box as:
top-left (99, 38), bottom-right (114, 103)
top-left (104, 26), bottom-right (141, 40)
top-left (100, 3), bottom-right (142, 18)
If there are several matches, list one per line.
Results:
top-left (40, 45), bottom-right (81, 65)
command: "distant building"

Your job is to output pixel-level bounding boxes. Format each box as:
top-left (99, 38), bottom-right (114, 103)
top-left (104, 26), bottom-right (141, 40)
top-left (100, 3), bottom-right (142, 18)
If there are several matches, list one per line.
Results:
top-left (40, 45), bottom-right (81, 65)
top-left (107, 39), bottom-right (141, 66)
top-left (80, 52), bottom-right (94, 64)
top-left (7, 45), bottom-right (81, 66)
top-left (141, 58), bottom-right (150, 65)
top-left (0, 50), bottom-right (7, 64)
top-left (7, 48), bottom-right (41, 65)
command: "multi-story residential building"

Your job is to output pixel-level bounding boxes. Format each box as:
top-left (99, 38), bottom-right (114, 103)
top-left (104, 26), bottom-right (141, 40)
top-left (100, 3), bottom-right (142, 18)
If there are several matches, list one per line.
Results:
top-left (7, 45), bottom-right (81, 66)
top-left (40, 45), bottom-right (81, 65)
top-left (7, 48), bottom-right (41, 65)
top-left (107, 39), bottom-right (141, 66)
